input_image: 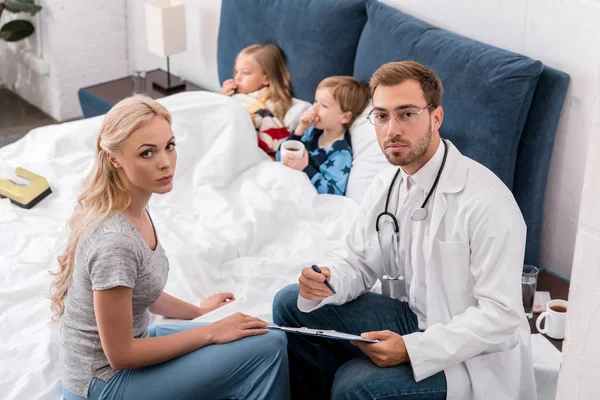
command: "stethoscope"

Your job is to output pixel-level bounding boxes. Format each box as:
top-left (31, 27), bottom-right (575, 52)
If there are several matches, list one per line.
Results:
top-left (375, 139), bottom-right (448, 280)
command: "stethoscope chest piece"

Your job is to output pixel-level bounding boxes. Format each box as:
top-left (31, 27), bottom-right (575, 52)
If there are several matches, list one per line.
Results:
top-left (411, 207), bottom-right (428, 221)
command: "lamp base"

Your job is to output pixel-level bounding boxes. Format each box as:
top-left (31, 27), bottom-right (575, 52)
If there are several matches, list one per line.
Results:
top-left (151, 73), bottom-right (186, 94)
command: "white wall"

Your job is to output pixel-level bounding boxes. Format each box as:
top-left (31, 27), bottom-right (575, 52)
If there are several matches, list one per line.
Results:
top-left (0, 41), bottom-right (6, 87)
top-left (0, 0), bottom-right (129, 121)
top-left (126, 0), bottom-right (222, 92)
top-left (555, 61), bottom-right (600, 398)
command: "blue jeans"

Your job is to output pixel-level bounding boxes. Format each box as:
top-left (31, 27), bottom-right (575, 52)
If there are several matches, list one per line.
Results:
top-left (272, 284), bottom-right (447, 400)
top-left (62, 322), bottom-right (290, 400)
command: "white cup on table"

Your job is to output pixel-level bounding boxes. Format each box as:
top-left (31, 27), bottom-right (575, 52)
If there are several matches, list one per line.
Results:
top-left (536, 299), bottom-right (568, 340)
top-left (281, 141), bottom-right (305, 159)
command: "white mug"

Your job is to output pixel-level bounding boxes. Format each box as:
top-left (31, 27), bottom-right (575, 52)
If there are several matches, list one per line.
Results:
top-left (536, 299), bottom-right (568, 339)
top-left (281, 141), bottom-right (305, 158)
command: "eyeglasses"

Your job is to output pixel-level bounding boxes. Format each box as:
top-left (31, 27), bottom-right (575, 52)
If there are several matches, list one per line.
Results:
top-left (367, 104), bottom-right (433, 126)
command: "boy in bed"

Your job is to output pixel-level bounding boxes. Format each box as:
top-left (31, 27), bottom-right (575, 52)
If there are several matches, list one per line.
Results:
top-left (276, 76), bottom-right (369, 196)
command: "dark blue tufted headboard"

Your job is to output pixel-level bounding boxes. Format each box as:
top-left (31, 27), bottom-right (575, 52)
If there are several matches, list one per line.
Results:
top-left (513, 67), bottom-right (570, 264)
top-left (217, 0), bottom-right (570, 267)
top-left (217, 0), bottom-right (368, 102)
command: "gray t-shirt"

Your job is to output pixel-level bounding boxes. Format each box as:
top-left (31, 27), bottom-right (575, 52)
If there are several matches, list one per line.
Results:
top-left (60, 211), bottom-right (169, 397)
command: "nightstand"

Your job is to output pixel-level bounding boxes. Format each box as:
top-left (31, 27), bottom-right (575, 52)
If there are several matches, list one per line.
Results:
top-left (78, 69), bottom-right (203, 118)
top-left (528, 270), bottom-right (569, 351)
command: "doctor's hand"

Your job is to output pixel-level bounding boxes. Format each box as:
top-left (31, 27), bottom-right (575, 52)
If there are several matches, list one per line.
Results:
top-left (298, 266), bottom-right (335, 300)
top-left (351, 330), bottom-right (410, 368)
top-left (221, 79), bottom-right (237, 96)
top-left (281, 149), bottom-right (309, 171)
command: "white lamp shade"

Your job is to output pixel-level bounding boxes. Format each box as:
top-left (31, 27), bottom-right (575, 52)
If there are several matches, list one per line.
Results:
top-left (146, 0), bottom-right (187, 57)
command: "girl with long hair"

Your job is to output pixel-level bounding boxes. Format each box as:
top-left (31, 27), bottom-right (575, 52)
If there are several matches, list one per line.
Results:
top-left (221, 43), bottom-right (294, 157)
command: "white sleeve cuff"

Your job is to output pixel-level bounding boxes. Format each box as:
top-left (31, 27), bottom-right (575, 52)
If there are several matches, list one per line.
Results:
top-left (403, 331), bottom-right (431, 382)
top-left (297, 295), bottom-right (324, 312)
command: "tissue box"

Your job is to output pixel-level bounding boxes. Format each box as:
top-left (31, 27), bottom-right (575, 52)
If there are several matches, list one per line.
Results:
top-left (533, 291), bottom-right (551, 313)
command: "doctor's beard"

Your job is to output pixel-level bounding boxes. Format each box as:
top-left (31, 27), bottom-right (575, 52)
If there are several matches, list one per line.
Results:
top-left (384, 119), bottom-right (433, 167)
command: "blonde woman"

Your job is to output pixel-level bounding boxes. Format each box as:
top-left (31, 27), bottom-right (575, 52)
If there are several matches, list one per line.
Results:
top-left (220, 43), bottom-right (294, 157)
top-left (50, 97), bottom-right (289, 400)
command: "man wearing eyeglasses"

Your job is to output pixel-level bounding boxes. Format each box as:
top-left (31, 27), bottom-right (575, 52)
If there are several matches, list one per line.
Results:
top-left (273, 61), bottom-right (536, 400)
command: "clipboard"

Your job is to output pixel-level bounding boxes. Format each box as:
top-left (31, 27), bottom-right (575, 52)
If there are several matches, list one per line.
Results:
top-left (267, 324), bottom-right (380, 343)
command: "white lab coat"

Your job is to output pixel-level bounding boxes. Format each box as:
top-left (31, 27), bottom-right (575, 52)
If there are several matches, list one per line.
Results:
top-left (298, 141), bottom-right (537, 400)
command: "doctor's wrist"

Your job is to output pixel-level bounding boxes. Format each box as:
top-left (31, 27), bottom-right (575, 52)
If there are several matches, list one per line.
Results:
top-left (399, 335), bottom-right (411, 364)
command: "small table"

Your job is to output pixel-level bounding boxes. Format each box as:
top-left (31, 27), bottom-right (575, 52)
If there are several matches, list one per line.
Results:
top-left (528, 271), bottom-right (569, 351)
top-left (78, 69), bottom-right (203, 118)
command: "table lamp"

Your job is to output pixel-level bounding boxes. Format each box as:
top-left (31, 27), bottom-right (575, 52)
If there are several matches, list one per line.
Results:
top-left (145, 0), bottom-right (187, 93)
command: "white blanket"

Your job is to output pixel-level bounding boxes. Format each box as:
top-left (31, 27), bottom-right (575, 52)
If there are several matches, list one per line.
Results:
top-left (0, 92), bottom-right (358, 399)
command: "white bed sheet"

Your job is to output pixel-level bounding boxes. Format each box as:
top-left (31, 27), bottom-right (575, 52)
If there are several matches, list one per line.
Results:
top-left (0, 92), bottom-right (358, 399)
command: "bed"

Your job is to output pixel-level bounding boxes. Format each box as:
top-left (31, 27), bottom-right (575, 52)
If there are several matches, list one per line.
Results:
top-left (0, 92), bottom-right (362, 398)
top-left (0, 0), bottom-right (569, 399)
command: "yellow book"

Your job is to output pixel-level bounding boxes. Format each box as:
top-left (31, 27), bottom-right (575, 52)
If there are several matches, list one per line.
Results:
top-left (0, 167), bottom-right (52, 209)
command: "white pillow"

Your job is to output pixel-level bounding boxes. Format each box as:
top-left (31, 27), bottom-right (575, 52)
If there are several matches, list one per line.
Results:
top-left (346, 101), bottom-right (389, 204)
top-left (158, 92), bottom-right (267, 186)
top-left (284, 98), bottom-right (312, 132)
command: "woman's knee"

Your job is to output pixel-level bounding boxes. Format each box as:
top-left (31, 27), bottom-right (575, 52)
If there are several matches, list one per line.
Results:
top-left (257, 329), bottom-right (288, 354)
top-left (272, 284), bottom-right (300, 325)
top-left (239, 330), bottom-right (288, 368)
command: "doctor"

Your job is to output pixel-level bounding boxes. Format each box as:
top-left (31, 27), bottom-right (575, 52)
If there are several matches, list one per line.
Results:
top-left (273, 61), bottom-right (536, 400)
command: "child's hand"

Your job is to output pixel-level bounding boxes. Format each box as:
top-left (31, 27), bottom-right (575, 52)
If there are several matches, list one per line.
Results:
top-left (282, 149), bottom-right (309, 171)
top-left (295, 108), bottom-right (319, 135)
top-left (221, 79), bottom-right (237, 96)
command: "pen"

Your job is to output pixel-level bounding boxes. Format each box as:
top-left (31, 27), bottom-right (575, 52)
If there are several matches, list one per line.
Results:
top-left (311, 264), bottom-right (336, 295)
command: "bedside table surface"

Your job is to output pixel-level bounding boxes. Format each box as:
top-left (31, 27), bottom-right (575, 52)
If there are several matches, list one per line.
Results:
top-left (82, 69), bottom-right (202, 105)
top-left (528, 271), bottom-right (569, 351)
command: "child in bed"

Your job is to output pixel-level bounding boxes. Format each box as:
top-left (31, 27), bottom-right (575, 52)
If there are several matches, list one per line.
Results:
top-left (276, 76), bottom-right (369, 196)
top-left (221, 44), bottom-right (293, 158)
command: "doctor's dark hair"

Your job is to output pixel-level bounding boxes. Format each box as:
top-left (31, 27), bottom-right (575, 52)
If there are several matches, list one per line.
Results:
top-left (48, 96), bottom-right (172, 322)
top-left (369, 61), bottom-right (443, 109)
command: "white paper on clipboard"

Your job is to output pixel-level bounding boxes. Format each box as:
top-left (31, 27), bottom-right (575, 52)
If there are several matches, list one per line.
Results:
top-left (267, 324), bottom-right (380, 343)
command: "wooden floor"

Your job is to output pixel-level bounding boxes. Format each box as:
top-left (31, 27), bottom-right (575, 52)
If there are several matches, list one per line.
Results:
top-left (0, 88), bottom-right (57, 148)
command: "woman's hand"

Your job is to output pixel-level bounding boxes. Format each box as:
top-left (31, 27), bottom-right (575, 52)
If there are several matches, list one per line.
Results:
top-left (281, 149), bottom-right (309, 171)
top-left (200, 293), bottom-right (235, 315)
top-left (208, 313), bottom-right (268, 344)
top-left (221, 79), bottom-right (237, 96)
